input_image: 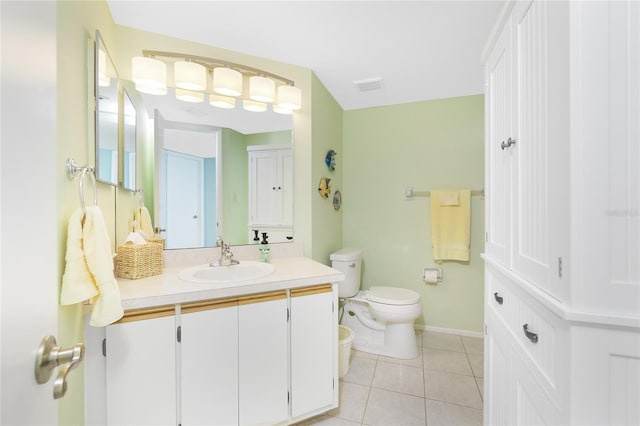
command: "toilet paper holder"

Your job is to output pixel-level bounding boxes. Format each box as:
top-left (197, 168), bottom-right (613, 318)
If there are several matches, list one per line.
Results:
top-left (423, 267), bottom-right (442, 283)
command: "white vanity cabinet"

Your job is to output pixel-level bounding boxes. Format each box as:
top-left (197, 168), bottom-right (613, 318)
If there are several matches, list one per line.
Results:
top-left (238, 291), bottom-right (289, 425)
top-left (181, 299), bottom-right (239, 425)
top-left (104, 307), bottom-right (177, 426)
top-left (290, 285), bottom-right (336, 419)
top-left (87, 280), bottom-right (339, 426)
top-left (483, 1), bottom-right (640, 425)
top-left (248, 145), bottom-right (293, 231)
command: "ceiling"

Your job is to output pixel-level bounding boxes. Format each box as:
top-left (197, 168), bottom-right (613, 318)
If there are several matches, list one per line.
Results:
top-left (107, 1), bottom-right (505, 132)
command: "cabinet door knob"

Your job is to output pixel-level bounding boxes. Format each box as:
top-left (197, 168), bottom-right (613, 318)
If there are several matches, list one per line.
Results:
top-left (500, 137), bottom-right (517, 150)
top-left (493, 292), bottom-right (504, 305)
top-left (523, 324), bottom-right (539, 343)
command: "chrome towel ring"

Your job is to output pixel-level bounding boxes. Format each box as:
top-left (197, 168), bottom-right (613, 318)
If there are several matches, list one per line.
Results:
top-left (66, 158), bottom-right (98, 213)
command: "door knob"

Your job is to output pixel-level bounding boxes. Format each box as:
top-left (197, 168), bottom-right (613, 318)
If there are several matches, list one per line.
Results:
top-left (35, 335), bottom-right (85, 399)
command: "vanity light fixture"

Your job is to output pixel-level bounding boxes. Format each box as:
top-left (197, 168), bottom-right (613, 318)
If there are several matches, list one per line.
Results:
top-left (209, 94), bottom-right (236, 109)
top-left (213, 67), bottom-right (243, 97)
top-left (131, 50), bottom-right (301, 114)
top-left (174, 60), bottom-right (207, 91)
top-left (249, 75), bottom-right (276, 103)
top-left (242, 99), bottom-right (267, 112)
top-left (132, 56), bottom-right (167, 95)
top-left (277, 84), bottom-right (302, 110)
top-left (175, 88), bottom-right (204, 103)
top-left (98, 49), bottom-right (111, 87)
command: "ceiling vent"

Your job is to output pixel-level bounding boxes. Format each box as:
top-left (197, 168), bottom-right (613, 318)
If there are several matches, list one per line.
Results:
top-left (353, 77), bottom-right (383, 92)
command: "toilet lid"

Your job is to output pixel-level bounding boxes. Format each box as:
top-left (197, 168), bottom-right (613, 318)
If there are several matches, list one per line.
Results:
top-left (366, 286), bottom-right (421, 305)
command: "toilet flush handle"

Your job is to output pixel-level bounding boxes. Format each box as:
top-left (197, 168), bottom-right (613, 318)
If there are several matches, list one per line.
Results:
top-left (349, 263), bottom-right (356, 268)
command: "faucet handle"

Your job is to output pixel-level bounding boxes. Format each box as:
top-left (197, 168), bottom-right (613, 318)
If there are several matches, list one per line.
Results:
top-left (215, 236), bottom-right (224, 247)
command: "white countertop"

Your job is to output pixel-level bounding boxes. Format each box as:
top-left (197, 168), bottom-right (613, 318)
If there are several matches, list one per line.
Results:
top-left (116, 257), bottom-right (345, 311)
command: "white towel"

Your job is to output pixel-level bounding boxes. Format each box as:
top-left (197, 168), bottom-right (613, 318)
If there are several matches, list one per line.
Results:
top-left (133, 206), bottom-right (154, 238)
top-left (61, 206), bottom-right (124, 326)
top-left (60, 208), bottom-right (99, 305)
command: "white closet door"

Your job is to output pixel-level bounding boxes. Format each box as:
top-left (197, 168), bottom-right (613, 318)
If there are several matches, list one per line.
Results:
top-left (485, 12), bottom-right (515, 266)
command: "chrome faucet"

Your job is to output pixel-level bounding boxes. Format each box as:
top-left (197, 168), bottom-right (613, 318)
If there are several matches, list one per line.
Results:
top-left (211, 237), bottom-right (239, 267)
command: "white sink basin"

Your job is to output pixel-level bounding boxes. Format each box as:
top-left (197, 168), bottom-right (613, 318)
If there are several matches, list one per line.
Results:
top-left (179, 261), bottom-right (276, 284)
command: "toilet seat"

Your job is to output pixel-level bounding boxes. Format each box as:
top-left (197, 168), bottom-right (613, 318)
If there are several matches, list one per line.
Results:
top-left (366, 286), bottom-right (421, 305)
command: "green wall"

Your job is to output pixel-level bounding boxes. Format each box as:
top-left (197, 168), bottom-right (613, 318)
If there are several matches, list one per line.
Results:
top-left (342, 95), bottom-right (485, 332)
top-left (220, 128), bottom-right (249, 243)
top-left (310, 73), bottom-right (344, 263)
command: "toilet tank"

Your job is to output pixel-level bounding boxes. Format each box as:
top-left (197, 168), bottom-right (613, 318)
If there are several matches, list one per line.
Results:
top-left (330, 248), bottom-right (362, 298)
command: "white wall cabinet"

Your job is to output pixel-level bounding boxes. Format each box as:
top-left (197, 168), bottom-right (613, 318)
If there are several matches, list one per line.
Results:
top-left (91, 285), bottom-right (337, 426)
top-left (484, 1), bottom-right (640, 425)
top-left (485, 0), bottom-right (569, 302)
top-left (248, 145), bottom-right (293, 234)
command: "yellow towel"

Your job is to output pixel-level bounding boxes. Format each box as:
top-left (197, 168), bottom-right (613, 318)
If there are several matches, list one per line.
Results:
top-left (133, 206), bottom-right (154, 238)
top-left (430, 190), bottom-right (471, 262)
top-left (61, 206), bottom-right (124, 326)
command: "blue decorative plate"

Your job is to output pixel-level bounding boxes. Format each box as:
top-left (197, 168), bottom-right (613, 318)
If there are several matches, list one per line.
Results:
top-left (333, 190), bottom-right (342, 210)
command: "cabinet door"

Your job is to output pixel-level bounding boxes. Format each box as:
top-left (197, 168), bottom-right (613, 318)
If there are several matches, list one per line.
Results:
top-left (511, 0), bottom-right (569, 300)
top-left (181, 300), bottom-right (239, 426)
top-left (485, 312), bottom-right (513, 426)
top-left (249, 150), bottom-right (280, 225)
top-left (485, 10), bottom-right (515, 266)
top-left (105, 310), bottom-right (177, 426)
top-left (290, 285), bottom-right (336, 419)
top-left (238, 291), bottom-right (289, 425)
top-left (278, 149), bottom-right (293, 226)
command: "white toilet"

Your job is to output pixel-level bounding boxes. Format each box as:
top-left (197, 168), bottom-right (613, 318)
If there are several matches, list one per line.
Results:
top-left (331, 248), bottom-right (422, 359)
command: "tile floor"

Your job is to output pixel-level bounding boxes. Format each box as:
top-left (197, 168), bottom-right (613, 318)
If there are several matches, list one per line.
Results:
top-left (299, 331), bottom-right (484, 426)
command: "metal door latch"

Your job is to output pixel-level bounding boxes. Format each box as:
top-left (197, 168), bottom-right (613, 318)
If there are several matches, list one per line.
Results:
top-left (35, 335), bottom-right (85, 399)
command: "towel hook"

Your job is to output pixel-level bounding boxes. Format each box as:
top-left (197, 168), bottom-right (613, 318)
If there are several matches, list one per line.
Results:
top-left (135, 188), bottom-right (144, 207)
top-left (66, 158), bottom-right (98, 213)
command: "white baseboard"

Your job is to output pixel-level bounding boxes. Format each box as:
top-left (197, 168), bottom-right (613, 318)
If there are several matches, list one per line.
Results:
top-left (415, 324), bottom-right (484, 339)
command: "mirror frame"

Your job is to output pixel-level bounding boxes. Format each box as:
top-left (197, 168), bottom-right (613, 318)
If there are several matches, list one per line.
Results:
top-left (95, 30), bottom-right (119, 186)
top-left (121, 87), bottom-right (137, 191)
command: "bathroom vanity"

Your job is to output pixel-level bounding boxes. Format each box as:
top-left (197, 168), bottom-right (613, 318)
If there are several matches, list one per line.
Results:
top-left (84, 246), bottom-right (344, 426)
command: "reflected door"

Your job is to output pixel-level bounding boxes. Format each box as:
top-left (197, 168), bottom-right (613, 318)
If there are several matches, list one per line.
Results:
top-left (164, 150), bottom-right (203, 249)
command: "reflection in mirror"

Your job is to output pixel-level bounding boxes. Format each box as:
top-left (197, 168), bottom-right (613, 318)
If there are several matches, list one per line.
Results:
top-left (95, 30), bottom-right (119, 186)
top-left (154, 111), bottom-right (221, 250)
top-left (122, 89), bottom-right (136, 191)
top-left (133, 82), bottom-right (292, 249)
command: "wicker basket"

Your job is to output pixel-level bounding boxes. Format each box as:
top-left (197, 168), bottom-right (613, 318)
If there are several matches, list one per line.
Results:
top-left (115, 240), bottom-right (164, 280)
top-left (145, 236), bottom-right (166, 249)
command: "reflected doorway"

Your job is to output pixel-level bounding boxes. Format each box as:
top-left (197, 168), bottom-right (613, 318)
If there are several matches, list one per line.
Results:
top-left (155, 110), bottom-right (221, 249)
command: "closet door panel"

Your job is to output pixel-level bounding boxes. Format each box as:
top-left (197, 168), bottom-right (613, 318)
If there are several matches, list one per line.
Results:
top-left (570, 0), bottom-right (640, 315)
top-left (512, 0), bottom-right (569, 301)
top-left (485, 14), bottom-right (515, 266)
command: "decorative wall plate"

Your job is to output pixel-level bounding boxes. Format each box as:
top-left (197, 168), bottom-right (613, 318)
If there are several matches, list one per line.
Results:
top-left (325, 149), bottom-right (337, 172)
top-left (318, 177), bottom-right (332, 199)
top-left (333, 190), bottom-right (342, 210)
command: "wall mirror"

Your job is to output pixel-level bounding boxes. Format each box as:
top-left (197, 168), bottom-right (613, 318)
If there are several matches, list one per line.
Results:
top-left (95, 30), bottom-right (119, 186)
top-left (121, 87), bottom-right (136, 191)
top-left (146, 98), bottom-right (292, 250)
